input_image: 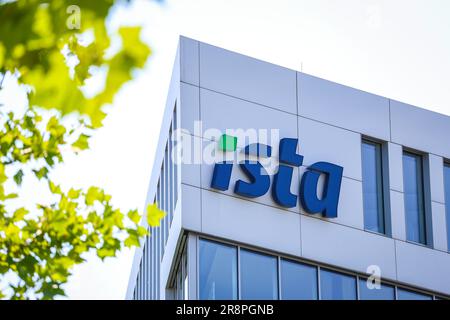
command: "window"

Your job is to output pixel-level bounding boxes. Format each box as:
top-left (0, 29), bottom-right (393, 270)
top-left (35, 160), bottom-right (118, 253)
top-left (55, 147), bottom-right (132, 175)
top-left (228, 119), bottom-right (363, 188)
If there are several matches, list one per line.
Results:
top-left (174, 248), bottom-right (188, 300)
top-left (445, 163), bottom-right (450, 251)
top-left (362, 140), bottom-right (386, 234)
top-left (280, 259), bottom-right (317, 300)
top-left (403, 152), bottom-right (427, 244)
top-left (199, 239), bottom-right (237, 300)
top-left (358, 278), bottom-right (395, 300)
top-left (192, 238), bottom-right (447, 300)
top-left (240, 249), bottom-right (278, 300)
top-left (397, 288), bottom-right (432, 300)
top-left (320, 269), bottom-right (356, 300)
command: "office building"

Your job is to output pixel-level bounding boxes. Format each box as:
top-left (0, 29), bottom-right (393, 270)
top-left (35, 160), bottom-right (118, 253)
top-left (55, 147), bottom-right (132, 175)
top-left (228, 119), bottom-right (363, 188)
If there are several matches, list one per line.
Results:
top-left (127, 37), bottom-right (450, 300)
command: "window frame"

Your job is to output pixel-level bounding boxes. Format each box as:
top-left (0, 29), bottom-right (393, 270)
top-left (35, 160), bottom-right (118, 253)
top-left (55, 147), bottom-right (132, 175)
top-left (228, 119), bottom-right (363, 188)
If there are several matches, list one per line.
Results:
top-left (444, 162), bottom-right (450, 252)
top-left (357, 276), bottom-right (395, 300)
top-left (239, 248), bottom-right (279, 300)
top-left (319, 268), bottom-right (357, 300)
top-left (361, 138), bottom-right (388, 235)
top-left (192, 235), bottom-right (448, 300)
top-left (198, 238), bottom-right (238, 300)
top-left (279, 258), bottom-right (318, 300)
top-left (402, 150), bottom-right (429, 246)
top-left (396, 287), bottom-right (433, 300)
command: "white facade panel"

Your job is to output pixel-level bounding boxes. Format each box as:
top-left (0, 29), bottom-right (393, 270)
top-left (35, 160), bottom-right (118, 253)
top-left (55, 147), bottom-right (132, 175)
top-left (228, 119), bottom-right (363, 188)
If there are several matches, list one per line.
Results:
top-left (300, 215), bottom-right (397, 280)
top-left (389, 190), bottom-right (407, 241)
top-left (396, 240), bottom-right (450, 295)
top-left (428, 154), bottom-right (445, 204)
top-left (199, 43), bottom-right (297, 114)
top-left (297, 72), bottom-right (390, 141)
top-left (180, 36), bottom-right (199, 86)
top-left (180, 133), bottom-right (202, 187)
top-left (180, 82), bottom-right (200, 135)
top-left (431, 201), bottom-right (448, 252)
top-left (298, 116), bottom-right (362, 181)
top-left (181, 184), bottom-right (202, 233)
top-left (391, 100), bottom-right (450, 159)
top-left (201, 189), bottom-right (302, 257)
top-left (387, 142), bottom-right (404, 193)
top-left (200, 88), bottom-right (298, 141)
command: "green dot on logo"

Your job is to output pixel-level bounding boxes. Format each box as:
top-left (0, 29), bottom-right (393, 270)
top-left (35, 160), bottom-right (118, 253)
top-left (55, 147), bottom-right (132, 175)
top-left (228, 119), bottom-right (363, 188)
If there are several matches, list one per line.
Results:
top-left (218, 134), bottom-right (237, 152)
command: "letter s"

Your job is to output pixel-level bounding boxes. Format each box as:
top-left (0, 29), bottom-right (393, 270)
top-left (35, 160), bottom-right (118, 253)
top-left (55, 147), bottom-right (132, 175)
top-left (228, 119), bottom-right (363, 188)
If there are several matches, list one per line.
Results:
top-left (234, 161), bottom-right (270, 198)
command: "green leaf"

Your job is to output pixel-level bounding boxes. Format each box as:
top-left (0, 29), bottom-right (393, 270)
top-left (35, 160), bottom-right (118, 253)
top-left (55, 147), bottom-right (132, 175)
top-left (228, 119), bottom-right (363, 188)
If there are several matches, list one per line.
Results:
top-left (124, 230), bottom-right (140, 248)
top-left (146, 203), bottom-right (165, 227)
top-left (85, 186), bottom-right (102, 205)
top-left (33, 167), bottom-right (49, 179)
top-left (13, 207), bottom-right (28, 220)
top-left (68, 188), bottom-right (80, 199)
top-left (0, 0), bottom-right (156, 300)
top-left (48, 181), bottom-right (61, 194)
top-left (72, 134), bottom-right (90, 151)
top-left (97, 247), bottom-right (116, 259)
top-left (13, 169), bottom-right (24, 186)
top-left (127, 209), bottom-right (140, 224)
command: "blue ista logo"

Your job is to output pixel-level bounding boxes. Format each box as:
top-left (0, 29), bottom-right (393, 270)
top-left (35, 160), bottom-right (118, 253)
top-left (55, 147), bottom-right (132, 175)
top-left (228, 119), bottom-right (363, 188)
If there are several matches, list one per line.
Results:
top-left (210, 136), bottom-right (343, 218)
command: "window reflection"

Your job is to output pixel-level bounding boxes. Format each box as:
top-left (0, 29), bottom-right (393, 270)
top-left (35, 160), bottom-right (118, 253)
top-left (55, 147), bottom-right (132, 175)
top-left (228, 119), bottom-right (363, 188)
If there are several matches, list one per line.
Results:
top-left (358, 278), bottom-right (395, 300)
top-left (240, 249), bottom-right (278, 300)
top-left (280, 259), bottom-right (317, 300)
top-left (320, 269), bottom-right (356, 300)
top-left (397, 288), bottom-right (432, 300)
top-left (444, 164), bottom-right (450, 251)
top-left (403, 152), bottom-right (427, 244)
top-left (199, 239), bottom-right (237, 300)
top-left (362, 140), bottom-right (385, 234)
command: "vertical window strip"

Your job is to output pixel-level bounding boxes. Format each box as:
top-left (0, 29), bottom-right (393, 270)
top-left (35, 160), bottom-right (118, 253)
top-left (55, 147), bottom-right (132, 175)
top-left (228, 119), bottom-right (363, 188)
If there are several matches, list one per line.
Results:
top-left (137, 263), bottom-right (141, 300)
top-left (146, 225), bottom-right (151, 299)
top-left (161, 147), bottom-right (166, 258)
top-left (196, 237), bottom-right (441, 300)
top-left (143, 245), bottom-right (147, 300)
top-left (403, 151), bottom-right (427, 245)
top-left (165, 144), bottom-right (169, 229)
top-left (444, 163), bottom-right (450, 251)
top-left (169, 124), bottom-right (174, 233)
top-left (361, 139), bottom-right (386, 234)
top-left (173, 105), bottom-right (178, 218)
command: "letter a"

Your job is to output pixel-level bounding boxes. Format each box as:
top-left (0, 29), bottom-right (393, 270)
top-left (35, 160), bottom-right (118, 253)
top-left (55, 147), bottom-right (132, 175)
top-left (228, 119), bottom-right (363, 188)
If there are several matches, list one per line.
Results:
top-left (300, 162), bottom-right (343, 218)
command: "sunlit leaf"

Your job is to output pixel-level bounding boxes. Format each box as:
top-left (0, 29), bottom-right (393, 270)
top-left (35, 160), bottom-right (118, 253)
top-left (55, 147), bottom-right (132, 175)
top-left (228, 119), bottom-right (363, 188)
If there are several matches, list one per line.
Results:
top-left (13, 169), bottom-right (24, 186)
top-left (146, 203), bottom-right (165, 227)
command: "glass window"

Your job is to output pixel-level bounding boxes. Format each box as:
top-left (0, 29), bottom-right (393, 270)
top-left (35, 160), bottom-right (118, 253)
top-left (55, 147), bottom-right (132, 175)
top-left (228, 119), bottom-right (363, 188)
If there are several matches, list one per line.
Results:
top-left (403, 152), bottom-right (427, 244)
top-left (240, 249), bottom-right (278, 300)
top-left (444, 163), bottom-right (450, 251)
top-left (183, 251), bottom-right (188, 300)
top-left (320, 269), bottom-right (356, 300)
top-left (280, 259), bottom-right (317, 300)
top-left (169, 130), bottom-right (173, 219)
top-left (173, 106), bottom-right (179, 214)
top-left (199, 239), bottom-right (237, 300)
top-left (358, 278), bottom-right (395, 300)
top-left (397, 288), bottom-right (432, 300)
top-left (362, 140), bottom-right (386, 234)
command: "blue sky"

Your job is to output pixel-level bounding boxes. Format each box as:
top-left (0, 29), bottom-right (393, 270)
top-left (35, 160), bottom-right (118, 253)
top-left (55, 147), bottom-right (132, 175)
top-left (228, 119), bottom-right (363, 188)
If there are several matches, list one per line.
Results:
top-left (1, 0), bottom-right (450, 299)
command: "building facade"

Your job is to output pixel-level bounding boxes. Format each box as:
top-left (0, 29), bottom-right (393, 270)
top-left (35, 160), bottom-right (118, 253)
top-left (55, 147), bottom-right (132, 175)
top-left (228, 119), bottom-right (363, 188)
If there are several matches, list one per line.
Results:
top-left (126, 36), bottom-right (450, 300)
